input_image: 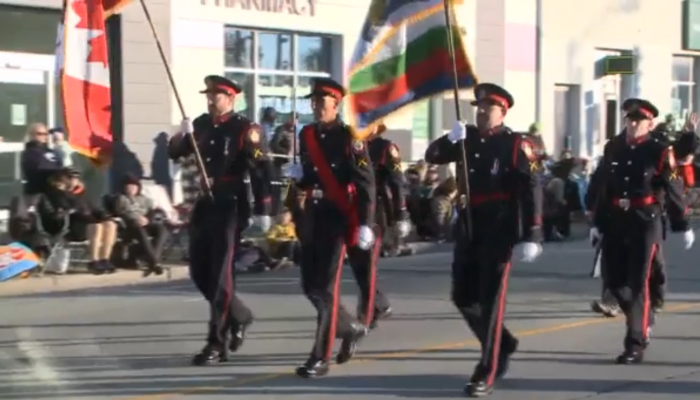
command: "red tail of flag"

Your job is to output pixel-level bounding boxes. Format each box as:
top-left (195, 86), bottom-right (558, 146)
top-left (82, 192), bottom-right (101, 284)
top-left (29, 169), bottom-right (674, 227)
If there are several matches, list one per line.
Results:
top-left (60, 0), bottom-right (113, 165)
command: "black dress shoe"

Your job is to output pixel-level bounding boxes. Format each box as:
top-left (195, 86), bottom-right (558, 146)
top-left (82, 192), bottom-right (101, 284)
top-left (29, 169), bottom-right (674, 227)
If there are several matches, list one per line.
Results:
top-left (367, 307), bottom-right (393, 330)
top-left (143, 264), bottom-right (164, 277)
top-left (99, 259), bottom-right (117, 274)
top-left (615, 349), bottom-right (644, 365)
top-left (229, 320), bottom-right (253, 352)
top-left (590, 300), bottom-right (620, 318)
top-left (295, 358), bottom-right (330, 378)
top-left (336, 324), bottom-right (369, 364)
top-left (465, 380), bottom-right (494, 398)
top-left (191, 344), bottom-right (228, 366)
top-left (495, 338), bottom-right (519, 379)
top-left (87, 261), bottom-right (105, 275)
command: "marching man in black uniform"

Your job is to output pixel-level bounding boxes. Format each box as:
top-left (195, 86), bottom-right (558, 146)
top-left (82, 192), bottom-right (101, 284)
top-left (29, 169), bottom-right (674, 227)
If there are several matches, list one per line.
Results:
top-left (368, 122), bottom-right (414, 258)
top-left (283, 77), bottom-right (375, 378)
top-left (168, 75), bottom-right (274, 366)
top-left (425, 83), bottom-right (543, 397)
top-left (345, 122), bottom-right (412, 330)
top-left (589, 98), bottom-right (694, 364)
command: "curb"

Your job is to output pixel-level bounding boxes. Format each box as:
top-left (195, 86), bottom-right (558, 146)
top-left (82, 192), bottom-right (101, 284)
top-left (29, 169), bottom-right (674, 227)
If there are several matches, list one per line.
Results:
top-left (0, 265), bottom-right (190, 298)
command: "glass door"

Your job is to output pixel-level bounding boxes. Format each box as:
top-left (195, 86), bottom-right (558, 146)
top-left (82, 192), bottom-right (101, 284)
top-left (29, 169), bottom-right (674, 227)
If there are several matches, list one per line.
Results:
top-left (0, 51), bottom-right (55, 207)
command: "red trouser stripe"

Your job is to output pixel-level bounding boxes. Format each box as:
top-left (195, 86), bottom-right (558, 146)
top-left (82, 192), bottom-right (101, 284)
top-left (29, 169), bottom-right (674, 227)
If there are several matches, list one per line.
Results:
top-left (217, 225), bottom-right (237, 341)
top-left (325, 244), bottom-right (347, 360)
top-left (364, 230), bottom-right (382, 326)
top-left (642, 244), bottom-right (657, 341)
top-left (487, 262), bottom-right (512, 386)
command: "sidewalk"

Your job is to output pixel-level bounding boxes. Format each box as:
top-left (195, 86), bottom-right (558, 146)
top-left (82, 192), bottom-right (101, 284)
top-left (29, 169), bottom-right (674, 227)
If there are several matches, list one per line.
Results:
top-left (0, 265), bottom-right (190, 298)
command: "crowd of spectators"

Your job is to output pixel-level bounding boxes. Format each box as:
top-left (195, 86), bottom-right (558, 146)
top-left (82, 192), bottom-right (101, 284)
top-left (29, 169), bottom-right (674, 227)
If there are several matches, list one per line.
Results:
top-left (5, 117), bottom-right (602, 277)
top-left (8, 122), bottom-right (172, 276)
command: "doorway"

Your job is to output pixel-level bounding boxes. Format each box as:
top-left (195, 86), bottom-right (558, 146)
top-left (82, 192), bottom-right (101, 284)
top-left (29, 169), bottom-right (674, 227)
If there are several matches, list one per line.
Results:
top-left (0, 51), bottom-right (56, 206)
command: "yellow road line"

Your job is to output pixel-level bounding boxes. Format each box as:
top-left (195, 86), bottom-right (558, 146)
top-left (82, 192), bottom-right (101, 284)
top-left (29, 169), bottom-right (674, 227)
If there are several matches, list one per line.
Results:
top-left (120, 301), bottom-right (699, 400)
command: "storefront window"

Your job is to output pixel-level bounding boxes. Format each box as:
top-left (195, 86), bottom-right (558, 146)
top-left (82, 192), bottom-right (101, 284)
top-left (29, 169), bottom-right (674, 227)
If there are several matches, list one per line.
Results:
top-left (224, 28), bottom-right (254, 69)
top-left (258, 73), bottom-right (294, 124)
top-left (224, 28), bottom-right (334, 126)
top-left (258, 32), bottom-right (292, 71)
top-left (224, 71), bottom-right (255, 120)
top-left (297, 35), bottom-right (332, 73)
top-left (671, 56), bottom-right (695, 124)
top-left (0, 6), bottom-right (60, 54)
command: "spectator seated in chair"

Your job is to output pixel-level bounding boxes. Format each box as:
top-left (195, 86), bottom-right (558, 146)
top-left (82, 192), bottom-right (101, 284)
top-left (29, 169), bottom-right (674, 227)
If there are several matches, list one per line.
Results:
top-left (265, 209), bottom-right (300, 269)
top-left (113, 174), bottom-right (170, 277)
top-left (33, 168), bottom-right (117, 273)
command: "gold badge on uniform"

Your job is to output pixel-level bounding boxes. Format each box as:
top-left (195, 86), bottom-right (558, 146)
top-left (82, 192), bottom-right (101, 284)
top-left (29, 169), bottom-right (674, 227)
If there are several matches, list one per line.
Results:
top-left (253, 149), bottom-right (263, 158)
top-left (248, 129), bottom-right (261, 144)
top-left (357, 157), bottom-right (368, 167)
top-left (670, 168), bottom-right (679, 181)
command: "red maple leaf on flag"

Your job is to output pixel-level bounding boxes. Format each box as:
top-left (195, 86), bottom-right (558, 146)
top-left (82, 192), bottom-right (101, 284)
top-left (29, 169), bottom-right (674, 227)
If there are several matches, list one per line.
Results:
top-left (70, 0), bottom-right (109, 67)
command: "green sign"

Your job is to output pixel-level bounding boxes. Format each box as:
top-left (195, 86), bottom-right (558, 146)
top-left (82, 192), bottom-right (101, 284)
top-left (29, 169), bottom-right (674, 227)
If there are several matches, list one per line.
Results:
top-left (412, 100), bottom-right (430, 139)
top-left (604, 56), bottom-right (635, 75)
top-left (683, 0), bottom-right (700, 51)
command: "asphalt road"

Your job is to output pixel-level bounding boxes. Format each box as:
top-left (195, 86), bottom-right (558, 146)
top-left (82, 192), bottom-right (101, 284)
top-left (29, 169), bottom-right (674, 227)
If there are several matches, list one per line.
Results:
top-left (2, 235), bottom-right (700, 400)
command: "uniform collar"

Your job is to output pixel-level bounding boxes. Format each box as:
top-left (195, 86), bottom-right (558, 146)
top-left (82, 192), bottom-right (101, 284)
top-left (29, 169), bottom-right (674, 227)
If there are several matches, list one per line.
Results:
top-left (626, 133), bottom-right (649, 145)
top-left (479, 124), bottom-right (507, 137)
top-left (212, 111), bottom-right (234, 125)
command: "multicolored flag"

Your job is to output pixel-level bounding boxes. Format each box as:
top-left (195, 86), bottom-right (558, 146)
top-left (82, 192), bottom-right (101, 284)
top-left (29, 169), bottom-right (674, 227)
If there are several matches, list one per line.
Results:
top-left (57, 0), bottom-right (113, 164)
top-left (345, 0), bottom-right (477, 140)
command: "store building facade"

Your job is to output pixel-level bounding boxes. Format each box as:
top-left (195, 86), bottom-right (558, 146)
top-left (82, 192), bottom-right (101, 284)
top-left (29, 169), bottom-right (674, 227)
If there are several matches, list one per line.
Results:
top-left (3, 0), bottom-right (699, 201)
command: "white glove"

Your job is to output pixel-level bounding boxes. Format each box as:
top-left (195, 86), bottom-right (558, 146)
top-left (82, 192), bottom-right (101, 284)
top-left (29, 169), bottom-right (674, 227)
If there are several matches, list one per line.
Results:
top-left (448, 120), bottom-right (467, 143)
top-left (589, 227), bottom-right (602, 246)
top-left (180, 118), bottom-right (194, 134)
top-left (684, 229), bottom-right (695, 250)
top-left (253, 215), bottom-right (271, 233)
top-left (520, 242), bottom-right (542, 263)
top-left (283, 163), bottom-right (304, 181)
top-left (396, 220), bottom-right (411, 238)
top-left (357, 225), bottom-right (375, 250)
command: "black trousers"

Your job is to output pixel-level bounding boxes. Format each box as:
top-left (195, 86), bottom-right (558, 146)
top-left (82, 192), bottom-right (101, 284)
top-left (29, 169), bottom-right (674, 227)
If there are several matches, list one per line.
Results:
top-left (603, 217), bottom-right (661, 351)
top-left (347, 225), bottom-right (389, 326)
top-left (601, 243), bottom-right (665, 308)
top-left (300, 229), bottom-right (355, 361)
top-left (124, 221), bottom-right (169, 268)
top-left (188, 200), bottom-right (253, 347)
top-left (452, 232), bottom-right (517, 385)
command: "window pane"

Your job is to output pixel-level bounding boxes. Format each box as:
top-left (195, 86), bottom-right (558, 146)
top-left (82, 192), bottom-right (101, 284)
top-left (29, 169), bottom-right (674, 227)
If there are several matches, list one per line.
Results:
top-left (672, 56), bottom-right (693, 82)
top-left (258, 32), bottom-right (292, 71)
top-left (0, 6), bottom-right (61, 54)
top-left (297, 35), bottom-right (332, 73)
top-left (670, 83), bottom-right (693, 122)
top-left (294, 76), bottom-right (323, 125)
top-left (224, 71), bottom-right (255, 120)
top-left (224, 27), bottom-right (254, 69)
top-left (257, 74), bottom-right (294, 136)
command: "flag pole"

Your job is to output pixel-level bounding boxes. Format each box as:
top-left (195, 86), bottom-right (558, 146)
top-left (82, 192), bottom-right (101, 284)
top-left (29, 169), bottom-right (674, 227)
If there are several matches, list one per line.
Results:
top-left (137, 0), bottom-right (213, 199)
top-left (442, 0), bottom-right (473, 239)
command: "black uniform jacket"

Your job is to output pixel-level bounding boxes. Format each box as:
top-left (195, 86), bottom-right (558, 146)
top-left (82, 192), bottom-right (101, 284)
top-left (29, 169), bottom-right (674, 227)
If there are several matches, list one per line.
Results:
top-left (424, 124), bottom-right (543, 244)
top-left (296, 121), bottom-right (376, 241)
top-left (368, 136), bottom-right (409, 224)
top-left (590, 133), bottom-right (689, 234)
top-left (167, 112), bottom-right (273, 217)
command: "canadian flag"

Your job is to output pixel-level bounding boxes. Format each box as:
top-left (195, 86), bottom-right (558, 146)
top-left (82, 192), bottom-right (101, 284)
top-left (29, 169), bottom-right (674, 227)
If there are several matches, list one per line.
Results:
top-left (56, 0), bottom-right (113, 164)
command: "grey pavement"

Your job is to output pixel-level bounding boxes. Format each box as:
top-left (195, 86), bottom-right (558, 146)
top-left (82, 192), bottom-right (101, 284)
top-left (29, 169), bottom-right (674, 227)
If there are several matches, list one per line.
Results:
top-left (1, 235), bottom-right (700, 400)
